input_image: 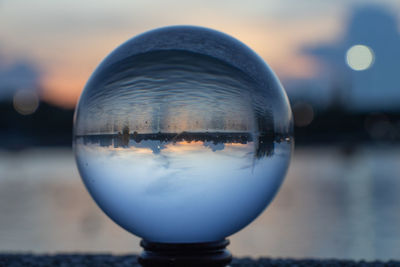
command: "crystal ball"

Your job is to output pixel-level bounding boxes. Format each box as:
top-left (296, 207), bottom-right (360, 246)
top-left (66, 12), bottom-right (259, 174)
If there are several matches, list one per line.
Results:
top-left (74, 26), bottom-right (293, 243)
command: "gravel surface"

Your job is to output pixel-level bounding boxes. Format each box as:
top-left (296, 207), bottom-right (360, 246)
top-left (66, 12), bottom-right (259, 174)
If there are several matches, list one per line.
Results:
top-left (0, 254), bottom-right (400, 267)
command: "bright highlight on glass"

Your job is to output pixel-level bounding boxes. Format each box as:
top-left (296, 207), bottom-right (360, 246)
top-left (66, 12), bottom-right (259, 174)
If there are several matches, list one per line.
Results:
top-left (73, 26), bottom-right (293, 243)
top-left (346, 44), bottom-right (374, 71)
top-left (13, 89), bottom-right (39, 115)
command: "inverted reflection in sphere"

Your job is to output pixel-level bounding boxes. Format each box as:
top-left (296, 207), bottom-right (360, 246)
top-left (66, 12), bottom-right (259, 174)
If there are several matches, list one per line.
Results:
top-left (74, 26), bottom-right (293, 243)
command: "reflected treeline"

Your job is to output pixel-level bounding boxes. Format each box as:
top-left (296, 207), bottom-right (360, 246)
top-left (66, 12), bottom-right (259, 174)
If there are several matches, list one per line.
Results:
top-left (77, 128), bottom-right (292, 159)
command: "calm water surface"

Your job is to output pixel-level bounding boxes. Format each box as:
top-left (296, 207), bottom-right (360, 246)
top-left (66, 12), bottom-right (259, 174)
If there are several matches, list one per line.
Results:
top-left (0, 146), bottom-right (399, 260)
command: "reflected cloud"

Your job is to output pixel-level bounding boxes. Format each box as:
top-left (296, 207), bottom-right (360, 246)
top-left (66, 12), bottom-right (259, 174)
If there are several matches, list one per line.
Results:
top-left (204, 141), bottom-right (224, 152)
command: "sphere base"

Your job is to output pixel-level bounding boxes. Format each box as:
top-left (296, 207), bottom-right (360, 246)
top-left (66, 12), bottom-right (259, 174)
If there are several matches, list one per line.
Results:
top-left (138, 239), bottom-right (232, 267)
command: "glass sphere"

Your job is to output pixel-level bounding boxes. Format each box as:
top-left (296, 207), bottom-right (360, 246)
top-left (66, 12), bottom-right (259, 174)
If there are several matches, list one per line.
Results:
top-left (74, 26), bottom-right (293, 243)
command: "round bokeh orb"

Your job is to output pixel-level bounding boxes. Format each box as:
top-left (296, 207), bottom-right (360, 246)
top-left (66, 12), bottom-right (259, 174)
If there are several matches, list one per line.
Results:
top-left (74, 26), bottom-right (293, 243)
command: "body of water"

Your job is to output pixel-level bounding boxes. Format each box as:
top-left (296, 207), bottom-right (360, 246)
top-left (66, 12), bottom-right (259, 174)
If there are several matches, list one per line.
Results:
top-left (0, 145), bottom-right (399, 260)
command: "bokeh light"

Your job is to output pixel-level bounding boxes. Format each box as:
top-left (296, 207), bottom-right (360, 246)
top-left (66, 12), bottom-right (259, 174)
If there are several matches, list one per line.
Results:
top-left (346, 44), bottom-right (374, 71)
top-left (364, 113), bottom-right (395, 140)
top-left (292, 102), bottom-right (314, 127)
top-left (13, 89), bottom-right (39, 115)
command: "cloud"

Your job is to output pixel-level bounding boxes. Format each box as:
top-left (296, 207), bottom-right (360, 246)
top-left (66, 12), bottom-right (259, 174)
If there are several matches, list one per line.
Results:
top-left (0, 53), bottom-right (41, 100)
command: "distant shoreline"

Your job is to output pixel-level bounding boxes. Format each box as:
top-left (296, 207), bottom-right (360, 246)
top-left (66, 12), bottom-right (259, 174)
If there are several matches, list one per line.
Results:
top-left (75, 131), bottom-right (289, 158)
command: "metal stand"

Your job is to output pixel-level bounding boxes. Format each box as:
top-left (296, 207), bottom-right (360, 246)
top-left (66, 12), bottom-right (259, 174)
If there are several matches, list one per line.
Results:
top-left (138, 239), bottom-right (232, 267)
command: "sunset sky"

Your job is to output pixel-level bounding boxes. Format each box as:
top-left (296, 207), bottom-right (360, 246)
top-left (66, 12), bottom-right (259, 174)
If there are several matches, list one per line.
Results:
top-left (1, 0), bottom-right (399, 108)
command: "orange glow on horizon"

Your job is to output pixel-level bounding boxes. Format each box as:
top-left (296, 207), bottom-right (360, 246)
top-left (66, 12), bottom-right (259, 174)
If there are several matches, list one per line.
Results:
top-left (163, 141), bottom-right (249, 153)
top-left (42, 76), bottom-right (85, 108)
top-left (22, 17), bottom-right (340, 109)
top-left (163, 141), bottom-right (207, 153)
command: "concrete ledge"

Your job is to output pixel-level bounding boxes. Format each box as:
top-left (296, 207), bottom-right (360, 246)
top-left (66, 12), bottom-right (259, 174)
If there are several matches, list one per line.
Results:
top-left (1, 254), bottom-right (399, 266)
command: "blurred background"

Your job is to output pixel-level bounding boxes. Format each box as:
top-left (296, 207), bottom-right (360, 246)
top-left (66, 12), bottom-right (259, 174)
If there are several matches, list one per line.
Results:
top-left (1, 0), bottom-right (400, 260)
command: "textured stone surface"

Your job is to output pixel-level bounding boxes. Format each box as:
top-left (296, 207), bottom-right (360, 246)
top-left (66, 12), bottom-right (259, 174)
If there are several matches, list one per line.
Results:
top-left (0, 254), bottom-right (399, 266)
